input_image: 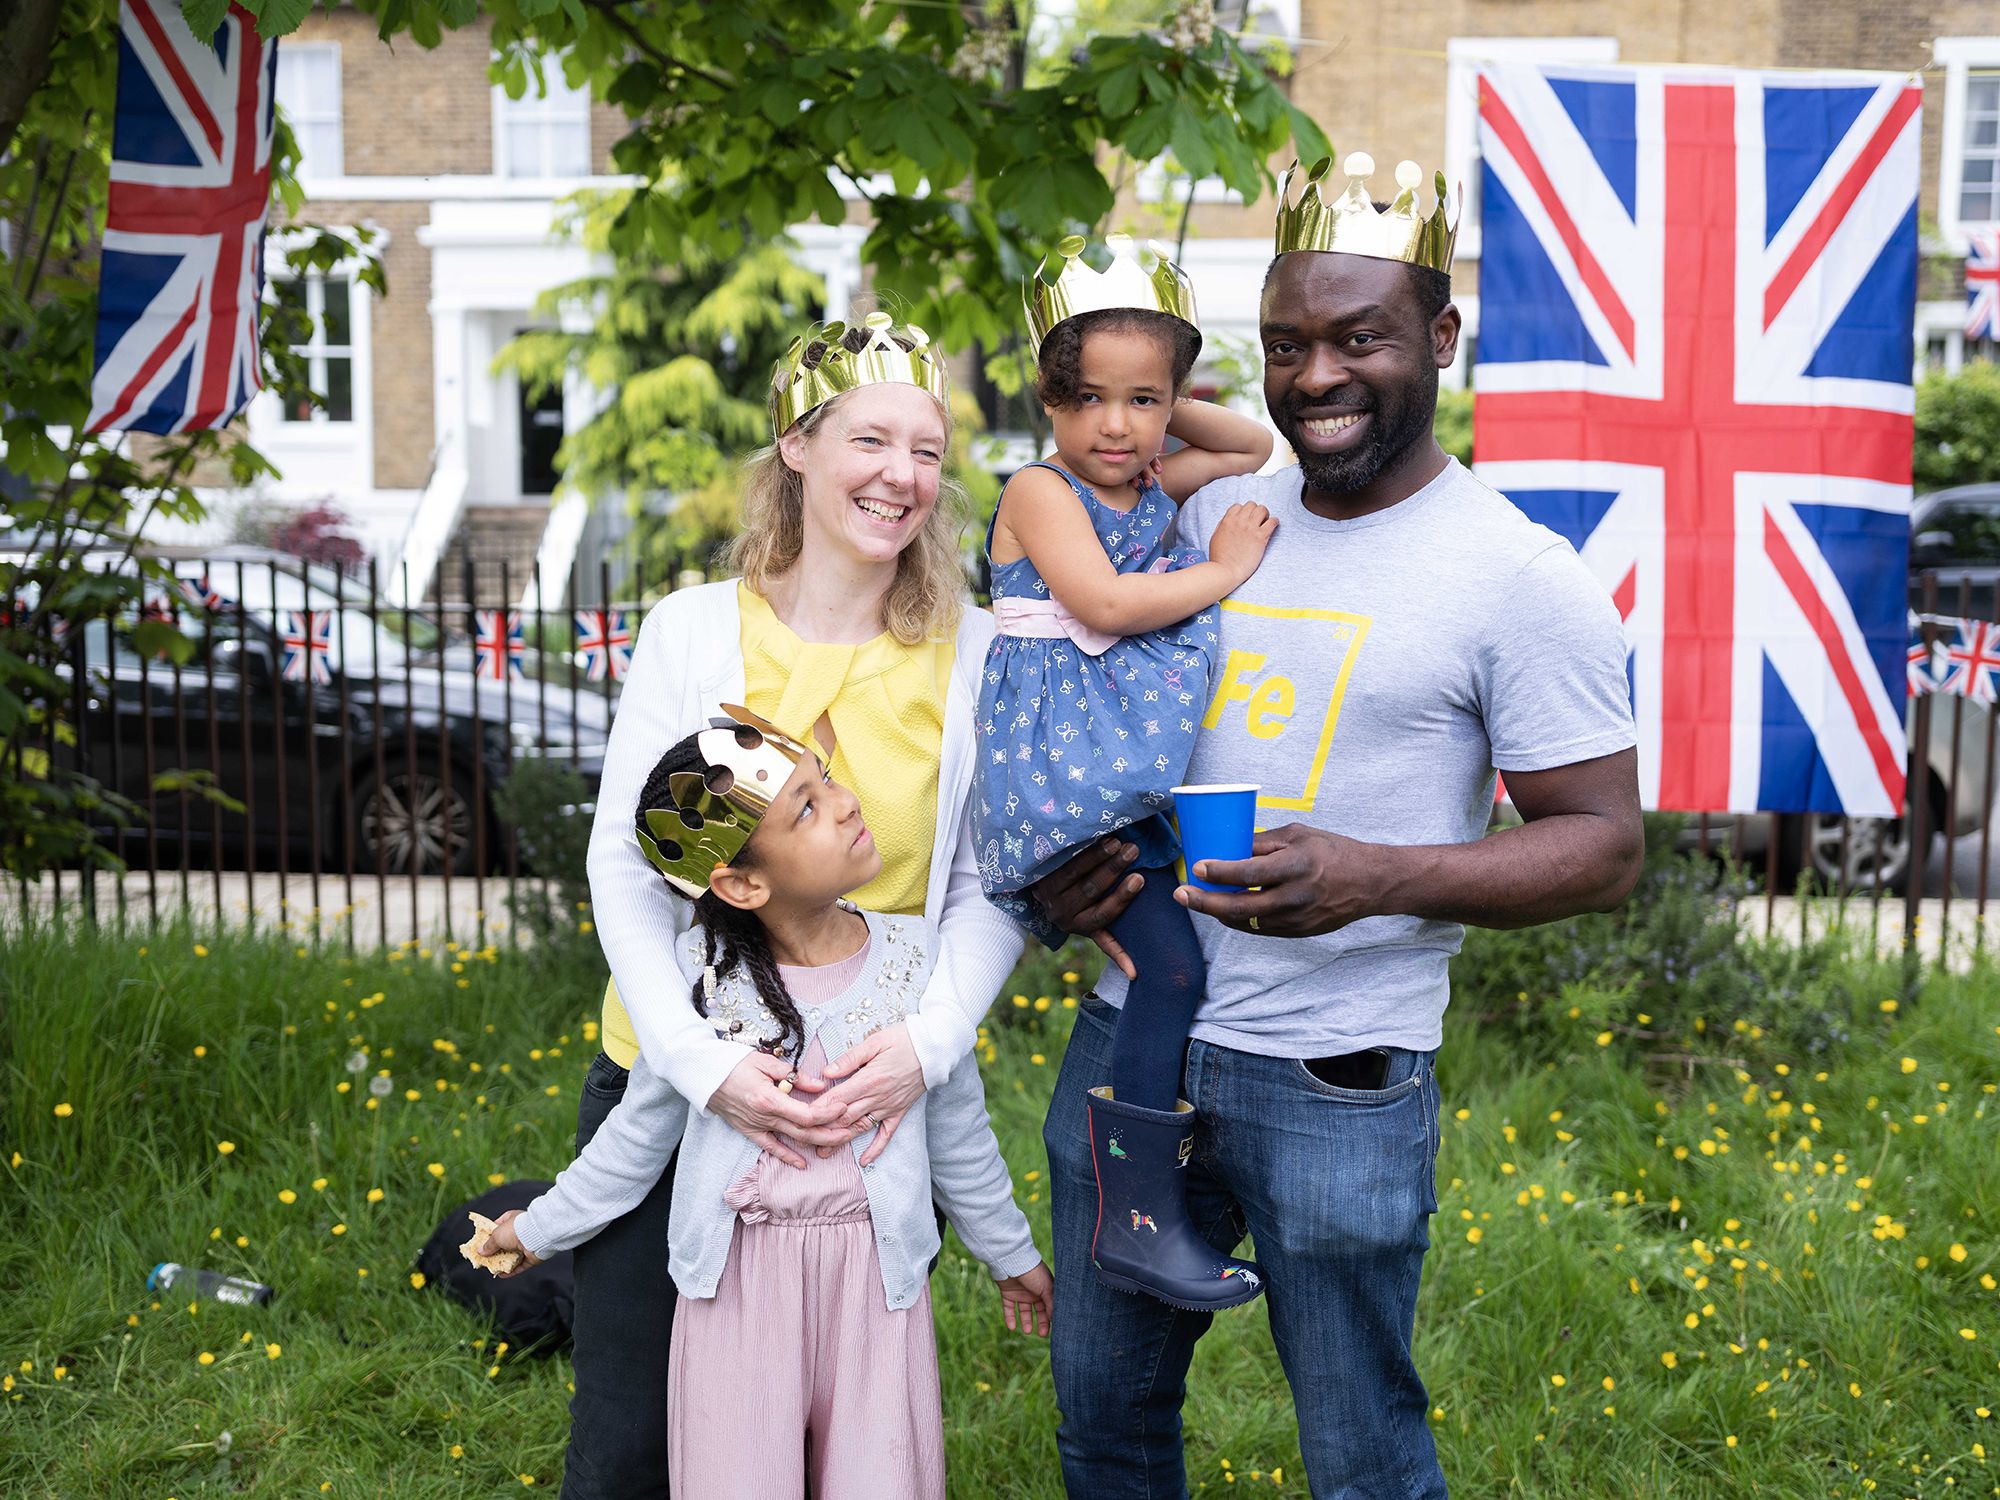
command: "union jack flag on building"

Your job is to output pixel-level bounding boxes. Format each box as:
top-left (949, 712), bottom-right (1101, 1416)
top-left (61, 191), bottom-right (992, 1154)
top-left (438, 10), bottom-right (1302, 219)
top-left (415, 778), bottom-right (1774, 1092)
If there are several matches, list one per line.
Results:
top-left (280, 609), bottom-right (332, 684)
top-left (474, 610), bottom-right (526, 682)
top-left (573, 609), bottom-right (633, 682)
top-left (87, 0), bottom-right (276, 434)
top-left (1473, 63), bottom-right (1919, 817)
top-left (1968, 229), bottom-right (2000, 342)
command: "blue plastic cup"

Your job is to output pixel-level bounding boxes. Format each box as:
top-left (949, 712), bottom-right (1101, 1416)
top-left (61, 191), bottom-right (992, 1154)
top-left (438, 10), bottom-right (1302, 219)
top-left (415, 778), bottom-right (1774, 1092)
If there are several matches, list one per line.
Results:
top-left (1172, 784), bottom-right (1259, 892)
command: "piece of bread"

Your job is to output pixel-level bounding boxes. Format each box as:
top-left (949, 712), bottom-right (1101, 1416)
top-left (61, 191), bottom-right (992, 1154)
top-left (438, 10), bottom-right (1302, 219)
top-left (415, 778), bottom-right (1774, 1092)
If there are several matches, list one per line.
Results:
top-left (458, 1210), bottom-right (523, 1276)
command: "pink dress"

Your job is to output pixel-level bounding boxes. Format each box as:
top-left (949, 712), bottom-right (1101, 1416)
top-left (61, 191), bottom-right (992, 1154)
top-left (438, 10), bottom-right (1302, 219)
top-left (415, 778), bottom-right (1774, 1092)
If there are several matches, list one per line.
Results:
top-left (666, 946), bottom-right (946, 1499)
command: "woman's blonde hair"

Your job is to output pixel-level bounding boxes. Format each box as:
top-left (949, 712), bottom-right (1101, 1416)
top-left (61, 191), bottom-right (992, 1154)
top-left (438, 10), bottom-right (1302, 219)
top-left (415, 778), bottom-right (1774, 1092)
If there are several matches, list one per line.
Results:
top-left (730, 327), bottom-right (967, 645)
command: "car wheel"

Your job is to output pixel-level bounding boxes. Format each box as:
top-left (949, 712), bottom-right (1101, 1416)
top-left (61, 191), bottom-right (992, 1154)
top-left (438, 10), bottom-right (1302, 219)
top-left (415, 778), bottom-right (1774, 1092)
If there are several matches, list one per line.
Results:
top-left (356, 762), bottom-right (478, 876)
top-left (1776, 812), bottom-right (1925, 896)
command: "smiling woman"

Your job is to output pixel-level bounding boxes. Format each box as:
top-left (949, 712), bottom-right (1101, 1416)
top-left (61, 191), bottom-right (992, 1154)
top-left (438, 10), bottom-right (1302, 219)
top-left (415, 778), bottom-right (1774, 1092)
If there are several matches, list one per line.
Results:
top-left (556, 313), bottom-right (1026, 1498)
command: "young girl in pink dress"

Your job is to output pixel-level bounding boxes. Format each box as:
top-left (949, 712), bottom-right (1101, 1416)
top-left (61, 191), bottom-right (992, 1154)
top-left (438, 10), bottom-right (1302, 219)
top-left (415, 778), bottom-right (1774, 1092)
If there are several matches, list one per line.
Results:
top-left (480, 708), bottom-right (1051, 1499)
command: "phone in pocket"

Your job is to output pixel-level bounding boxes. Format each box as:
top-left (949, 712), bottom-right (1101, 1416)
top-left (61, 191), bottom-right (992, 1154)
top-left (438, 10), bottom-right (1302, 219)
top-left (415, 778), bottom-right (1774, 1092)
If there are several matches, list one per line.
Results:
top-left (1303, 1047), bottom-right (1393, 1091)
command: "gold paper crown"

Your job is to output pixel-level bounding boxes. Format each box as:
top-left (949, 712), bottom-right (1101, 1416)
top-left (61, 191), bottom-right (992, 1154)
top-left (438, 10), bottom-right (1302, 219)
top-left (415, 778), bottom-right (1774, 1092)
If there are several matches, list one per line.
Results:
top-left (1023, 233), bottom-right (1200, 352)
top-left (635, 705), bottom-right (829, 898)
top-left (1273, 152), bottom-right (1459, 274)
top-left (771, 311), bottom-right (952, 435)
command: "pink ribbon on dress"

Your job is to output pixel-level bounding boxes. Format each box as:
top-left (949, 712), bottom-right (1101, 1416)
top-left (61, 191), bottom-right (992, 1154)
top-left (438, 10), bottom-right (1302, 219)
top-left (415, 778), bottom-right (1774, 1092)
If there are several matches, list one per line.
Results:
top-left (993, 558), bottom-right (1168, 656)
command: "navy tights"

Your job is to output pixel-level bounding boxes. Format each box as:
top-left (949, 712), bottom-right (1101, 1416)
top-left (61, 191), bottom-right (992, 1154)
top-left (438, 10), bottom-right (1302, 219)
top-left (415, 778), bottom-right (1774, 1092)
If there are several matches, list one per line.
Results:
top-left (1105, 866), bottom-right (1208, 1113)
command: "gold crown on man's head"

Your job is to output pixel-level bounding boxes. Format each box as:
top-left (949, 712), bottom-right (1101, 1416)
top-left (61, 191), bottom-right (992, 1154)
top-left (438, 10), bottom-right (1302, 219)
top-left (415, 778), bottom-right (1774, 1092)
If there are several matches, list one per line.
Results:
top-left (1273, 152), bottom-right (1459, 274)
top-left (635, 705), bottom-right (830, 898)
top-left (771, 311), bottom-right (953, 435)
top-left (1023, 233), bottom-right (1200, 352)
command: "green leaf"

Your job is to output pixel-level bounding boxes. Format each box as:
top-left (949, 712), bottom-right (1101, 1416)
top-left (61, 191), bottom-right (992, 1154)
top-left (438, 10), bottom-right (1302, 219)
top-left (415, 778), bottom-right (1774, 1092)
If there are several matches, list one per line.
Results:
top-left (1285, 102), bottom-right (1334, 166)
top-left (1168, 107), bottom-right (1218, 180)
top-left (251, 0), bottom-right (315, 37)
top-left (1097, 64), bottom-right (1140, 121)
top-left (129, 619), bottom-right (195, 667)
top-left (180, 0), bottom-right (229, 40)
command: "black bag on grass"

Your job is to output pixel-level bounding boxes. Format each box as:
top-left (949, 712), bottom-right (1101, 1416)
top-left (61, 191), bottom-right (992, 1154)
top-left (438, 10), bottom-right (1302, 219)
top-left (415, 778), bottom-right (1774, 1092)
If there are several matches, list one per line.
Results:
top-left (416, 1179), bottom-right (575, 1351)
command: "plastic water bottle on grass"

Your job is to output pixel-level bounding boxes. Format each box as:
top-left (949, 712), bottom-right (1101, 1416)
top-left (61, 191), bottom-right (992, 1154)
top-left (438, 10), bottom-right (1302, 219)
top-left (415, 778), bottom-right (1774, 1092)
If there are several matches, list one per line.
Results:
top-left (148, 1263), bottom-right (273, 1306)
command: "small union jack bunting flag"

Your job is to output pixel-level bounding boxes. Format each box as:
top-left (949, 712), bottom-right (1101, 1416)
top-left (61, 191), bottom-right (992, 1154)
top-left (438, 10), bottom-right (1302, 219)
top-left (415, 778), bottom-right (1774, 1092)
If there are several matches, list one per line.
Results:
top-left (280, 609), bottom-right (332, 683)
top-left (179, 574), bottom-right (227, 611)
top-left (473, 609), bottom-right (526, 681)
top-left (574, 608), bottom-right (633, 682)
top-left (1906, 635), bottom-right (1942, 698)
top-left (1936, 618), bottom-right (2000, 702)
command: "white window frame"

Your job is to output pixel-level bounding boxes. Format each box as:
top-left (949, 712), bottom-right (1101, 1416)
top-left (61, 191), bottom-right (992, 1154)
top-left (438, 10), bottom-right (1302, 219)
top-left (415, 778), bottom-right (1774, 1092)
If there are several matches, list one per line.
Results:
top-left (1937, 36), bottom-right (2000, 253)
top-left (275, 41), bottom-right (343, 179)
top-left (247, 229), bottom-right (378, 493)
top-left (1444, 35), bottom-right (1621, 263)
top-left (490, 53), bottom-right (594, 181)
top-left (275, 273), bottom-right (357, 427)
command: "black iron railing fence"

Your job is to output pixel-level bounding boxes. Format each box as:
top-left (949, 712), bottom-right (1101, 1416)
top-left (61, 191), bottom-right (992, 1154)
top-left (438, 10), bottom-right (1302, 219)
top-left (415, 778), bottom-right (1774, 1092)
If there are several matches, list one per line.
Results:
top-left (15, 548), bottom-right (671, 949)
top-left (16, 563), bottom-right (2000, 965)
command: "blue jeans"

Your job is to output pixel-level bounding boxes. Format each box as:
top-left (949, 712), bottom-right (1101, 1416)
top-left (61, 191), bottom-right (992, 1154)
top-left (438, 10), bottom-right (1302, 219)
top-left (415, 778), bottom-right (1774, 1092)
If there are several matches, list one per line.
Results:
top-left (1045, 996), bottom-right (1446, 1500)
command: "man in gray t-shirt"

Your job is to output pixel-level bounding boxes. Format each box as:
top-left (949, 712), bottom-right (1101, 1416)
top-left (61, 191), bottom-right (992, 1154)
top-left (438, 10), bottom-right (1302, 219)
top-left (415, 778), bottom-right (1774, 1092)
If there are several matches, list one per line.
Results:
top-left (1034, 194), bottom-right (1641, 1500)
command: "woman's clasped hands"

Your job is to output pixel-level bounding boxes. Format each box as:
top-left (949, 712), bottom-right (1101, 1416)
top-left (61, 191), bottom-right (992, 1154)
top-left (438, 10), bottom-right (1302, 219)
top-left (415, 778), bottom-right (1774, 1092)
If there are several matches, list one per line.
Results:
top-left (707, 1021), bottom-right (928, 1169)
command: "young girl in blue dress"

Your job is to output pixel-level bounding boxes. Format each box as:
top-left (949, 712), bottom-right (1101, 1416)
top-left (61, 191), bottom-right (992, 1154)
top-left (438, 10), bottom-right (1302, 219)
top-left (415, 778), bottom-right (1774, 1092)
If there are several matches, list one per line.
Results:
top-left (974, 236), bottom-right (1276, 1309)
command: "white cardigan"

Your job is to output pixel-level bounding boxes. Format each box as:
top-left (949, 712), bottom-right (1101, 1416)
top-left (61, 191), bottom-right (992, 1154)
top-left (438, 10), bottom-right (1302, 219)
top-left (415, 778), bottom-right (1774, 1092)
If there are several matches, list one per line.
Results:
top-left (586, 579), bottom-right (1026, 1114)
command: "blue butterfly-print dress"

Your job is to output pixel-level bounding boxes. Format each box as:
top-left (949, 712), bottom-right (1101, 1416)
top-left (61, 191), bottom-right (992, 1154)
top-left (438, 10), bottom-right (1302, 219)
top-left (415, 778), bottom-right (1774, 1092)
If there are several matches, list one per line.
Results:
top-left (974, 461), bottom-right (1220, 947)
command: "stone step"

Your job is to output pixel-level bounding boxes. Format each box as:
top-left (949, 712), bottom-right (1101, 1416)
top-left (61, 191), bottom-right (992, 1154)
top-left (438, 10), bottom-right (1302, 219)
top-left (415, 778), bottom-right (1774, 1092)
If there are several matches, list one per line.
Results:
top-left (430, 504), bottom-right (549, 609)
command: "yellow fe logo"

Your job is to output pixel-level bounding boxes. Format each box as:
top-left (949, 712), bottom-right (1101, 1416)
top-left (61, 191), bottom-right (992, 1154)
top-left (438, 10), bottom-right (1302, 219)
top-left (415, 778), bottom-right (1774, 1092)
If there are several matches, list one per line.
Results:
top-left (1199, 599), bottom-right (1371, 812)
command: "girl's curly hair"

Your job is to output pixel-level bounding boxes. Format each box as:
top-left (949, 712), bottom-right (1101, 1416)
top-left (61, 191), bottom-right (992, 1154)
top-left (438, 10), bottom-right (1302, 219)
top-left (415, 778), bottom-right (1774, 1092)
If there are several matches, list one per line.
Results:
top-left (1036, 308), bottom-right (1202, 411)
top-left (636, 733), bottom-right (807, 1062)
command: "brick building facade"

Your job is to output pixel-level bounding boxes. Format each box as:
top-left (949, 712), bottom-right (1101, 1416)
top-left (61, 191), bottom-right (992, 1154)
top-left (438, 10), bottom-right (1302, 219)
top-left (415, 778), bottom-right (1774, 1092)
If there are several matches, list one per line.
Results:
top-left (235, 4), bottom-right (1998, 598)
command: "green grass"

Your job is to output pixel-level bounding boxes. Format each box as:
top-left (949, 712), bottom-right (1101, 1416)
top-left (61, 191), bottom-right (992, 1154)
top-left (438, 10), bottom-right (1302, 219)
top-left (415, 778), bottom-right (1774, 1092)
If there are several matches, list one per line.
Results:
top-left (2, 921), bottom-right (1997, 1497)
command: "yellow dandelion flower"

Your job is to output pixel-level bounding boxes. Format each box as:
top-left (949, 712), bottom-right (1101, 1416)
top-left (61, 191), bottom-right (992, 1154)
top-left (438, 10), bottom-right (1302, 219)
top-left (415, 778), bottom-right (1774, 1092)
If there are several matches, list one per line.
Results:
top-left (450, 1444), bottom-right (464, 1459)
top-left (1550, 1374), bottom-right (1566, 1388)
top-left (53, 1103), bottom-right (73, 1118)
top-left (1960, 1328), bottom-right (1978, 1340)
top-left (193, 944), bottom-right (209, 957)
top-left (367, 1187), bottom-right (384, 1203)
top-left (266, 1343), bottom-right (281, 1360)
top-left (411, 1272), bottom-right (427, 1289)
top-left (1950, 1243), bottom-right (1967, 1262)
top-left (312, 1177), bottom-right (328, 1191)
top-left (1661, 1351), bottom-right (1678, 1369)
top-left (331, 1223), bottom-right (347, 1236)
top-left (1465, 1227), bottom-right (1483, 1244)
top-left (427, 1162), bottom-right (445, 1179)
top-left (1030, 1054), bottom-right (1046, 1066)
top-left (1900, 1057), bottom-right (1917, 1073)
top-left (1725, 1435), bottom-right (1737, 1449)
top-left (52, 1365), bottom-right (67, 1380)
top-left (487, 1173), bottom-right (505, 1186)
top-left (193, 1046), bottom-right (207, 1058)
top-left (196, 1351), bottom-right (215, 1366)
top-left (216, 1141), bottom-right (236, 1156)
top-left (1595, 1031), bottom-right (1612, 1047)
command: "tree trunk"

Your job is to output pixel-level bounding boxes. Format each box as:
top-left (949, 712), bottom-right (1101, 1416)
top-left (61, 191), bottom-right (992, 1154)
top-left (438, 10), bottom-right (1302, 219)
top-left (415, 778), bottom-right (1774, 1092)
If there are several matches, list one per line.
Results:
top-left (0, 0), bottom-right (64, 159)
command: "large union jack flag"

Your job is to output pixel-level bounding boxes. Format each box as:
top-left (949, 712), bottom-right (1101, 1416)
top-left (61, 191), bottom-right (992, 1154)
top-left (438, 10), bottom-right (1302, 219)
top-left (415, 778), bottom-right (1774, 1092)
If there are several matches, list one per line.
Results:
top-left (1969, 229), bottom-right (2000, 342)
top-left (573, 609), bottom-right (633, 682)
top-left (87, 0), bottom-right (276, 434)
top-left (1473, 63), bottom-right (1919, 817)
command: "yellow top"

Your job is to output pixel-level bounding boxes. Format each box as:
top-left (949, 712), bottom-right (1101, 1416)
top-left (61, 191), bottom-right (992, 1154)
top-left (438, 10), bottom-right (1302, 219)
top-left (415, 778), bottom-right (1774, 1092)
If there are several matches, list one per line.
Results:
top-left (600, 583), bottom-right (955, 1068)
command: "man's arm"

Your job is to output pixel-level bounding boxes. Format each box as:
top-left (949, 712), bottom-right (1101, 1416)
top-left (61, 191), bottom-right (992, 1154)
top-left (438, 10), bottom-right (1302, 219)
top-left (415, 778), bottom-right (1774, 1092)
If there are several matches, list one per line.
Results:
top-left (1177, 747), bottom-right (1642, 937)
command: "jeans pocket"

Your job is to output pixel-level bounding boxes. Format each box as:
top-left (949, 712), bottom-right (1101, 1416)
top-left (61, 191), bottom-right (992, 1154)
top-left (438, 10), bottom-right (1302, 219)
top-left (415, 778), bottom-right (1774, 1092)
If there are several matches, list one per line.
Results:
top-left (582, 1052), bottom-right (630, 1102)
top-left (1076, 992), bottom-right (1120, 1036)
top-left (1289, 1057), bottom-right (1426, 1105)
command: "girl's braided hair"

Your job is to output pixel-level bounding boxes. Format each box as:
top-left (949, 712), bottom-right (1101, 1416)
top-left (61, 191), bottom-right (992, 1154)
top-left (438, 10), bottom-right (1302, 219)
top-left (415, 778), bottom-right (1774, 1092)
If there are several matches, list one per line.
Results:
top-left (636, 733), bottom-right (807, 1062)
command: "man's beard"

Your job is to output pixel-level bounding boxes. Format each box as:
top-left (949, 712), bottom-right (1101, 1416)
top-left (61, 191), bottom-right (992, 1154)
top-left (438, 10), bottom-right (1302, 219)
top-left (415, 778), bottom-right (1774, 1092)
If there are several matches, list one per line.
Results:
top-left (1275, 389), bottom-right (1434, 497)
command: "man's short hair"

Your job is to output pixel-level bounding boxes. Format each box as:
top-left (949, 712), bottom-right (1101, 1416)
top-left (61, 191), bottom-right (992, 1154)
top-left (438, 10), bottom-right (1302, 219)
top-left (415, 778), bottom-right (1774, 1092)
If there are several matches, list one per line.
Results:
top-left (1260, 254), bottom-right (1454, 331)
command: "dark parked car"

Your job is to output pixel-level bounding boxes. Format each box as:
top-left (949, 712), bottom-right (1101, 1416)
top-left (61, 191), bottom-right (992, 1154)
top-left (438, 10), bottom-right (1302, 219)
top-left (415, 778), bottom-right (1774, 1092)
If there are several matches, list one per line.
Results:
top-left (58, 552), bottom-right (606, 876)
top-left (1911, 481), bottom-right (2000, 619)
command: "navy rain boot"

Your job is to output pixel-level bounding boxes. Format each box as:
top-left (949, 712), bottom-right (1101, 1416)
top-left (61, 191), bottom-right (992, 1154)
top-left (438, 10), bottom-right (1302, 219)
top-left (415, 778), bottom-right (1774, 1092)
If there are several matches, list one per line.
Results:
top-left (1085, 1085), bottom-right (1264, 1311)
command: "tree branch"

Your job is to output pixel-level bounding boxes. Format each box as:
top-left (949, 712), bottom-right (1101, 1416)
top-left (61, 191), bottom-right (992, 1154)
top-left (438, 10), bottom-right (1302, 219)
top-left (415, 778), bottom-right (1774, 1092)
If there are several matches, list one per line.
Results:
top-left (582, 0), bottom-right (736, 94)
top-left (0, 0), bottom-right (63, 158)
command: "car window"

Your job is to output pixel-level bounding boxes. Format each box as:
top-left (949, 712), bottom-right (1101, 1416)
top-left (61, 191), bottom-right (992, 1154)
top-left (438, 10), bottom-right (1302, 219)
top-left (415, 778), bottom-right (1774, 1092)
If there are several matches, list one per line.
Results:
top-left (1916, 503), bottom-right (2000, 564)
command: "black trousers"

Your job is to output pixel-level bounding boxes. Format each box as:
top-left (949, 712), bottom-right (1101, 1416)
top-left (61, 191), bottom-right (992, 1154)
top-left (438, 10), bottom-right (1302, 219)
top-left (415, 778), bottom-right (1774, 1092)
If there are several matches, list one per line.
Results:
top-left (561, 1052), bottom-right (677, 1500)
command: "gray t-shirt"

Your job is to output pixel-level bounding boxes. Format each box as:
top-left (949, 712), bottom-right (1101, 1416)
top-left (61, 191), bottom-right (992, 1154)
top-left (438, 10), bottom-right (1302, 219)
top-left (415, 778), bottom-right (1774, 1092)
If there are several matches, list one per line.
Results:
top-left (1094, 457), bottom-right (1635, 1057)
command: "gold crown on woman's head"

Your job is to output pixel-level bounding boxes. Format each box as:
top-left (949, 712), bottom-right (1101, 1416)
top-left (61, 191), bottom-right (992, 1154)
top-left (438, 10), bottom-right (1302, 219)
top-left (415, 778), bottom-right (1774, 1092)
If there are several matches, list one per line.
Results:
top-left (771, 311), bottom-right (953, 435)
top-left (636, 705), bottom-right (831, 898)
top-left (1023, 233), bottom-right (1200, 352)
top-left (1273, 152), bottom-right (1459, 274)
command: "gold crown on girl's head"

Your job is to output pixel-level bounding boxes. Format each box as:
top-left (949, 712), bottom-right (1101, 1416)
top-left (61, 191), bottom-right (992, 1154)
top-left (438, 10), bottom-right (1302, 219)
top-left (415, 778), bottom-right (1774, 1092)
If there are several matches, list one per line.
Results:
top-left (635, 705), bottom-right (830, 898)
top-left (1023, 233), bottom-right (1200, 352)
top-left (770, 311), bottom-right (953, 435)
top-left (1273, 153), bottom-right (1460, 274)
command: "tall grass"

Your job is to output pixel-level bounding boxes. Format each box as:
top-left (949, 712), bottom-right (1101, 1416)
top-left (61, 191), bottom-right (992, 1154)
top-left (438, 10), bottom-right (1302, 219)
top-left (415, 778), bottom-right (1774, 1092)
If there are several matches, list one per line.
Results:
top-left (2, 920), bottom-right (1995, 1496)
